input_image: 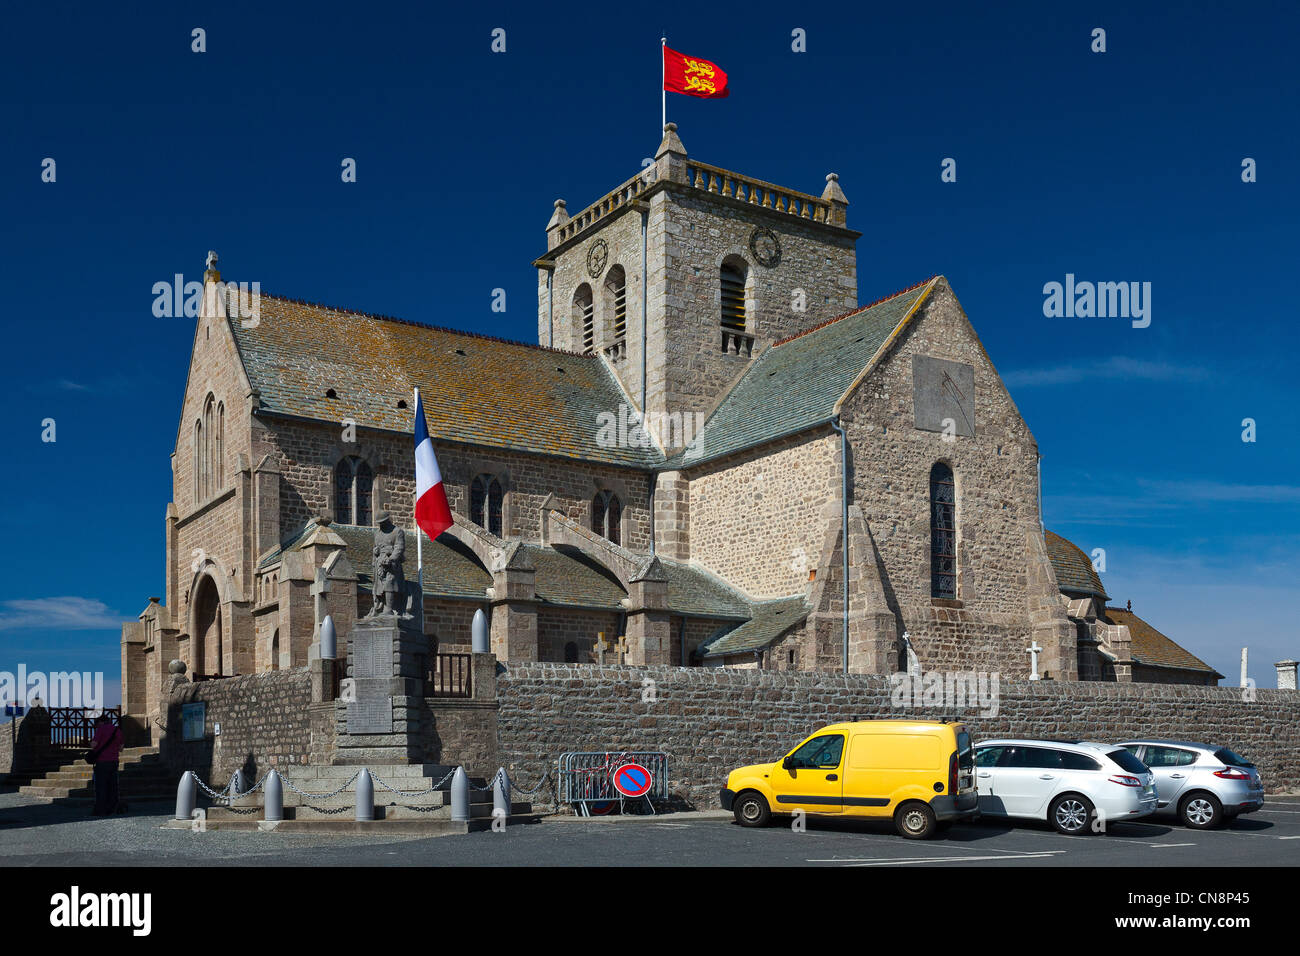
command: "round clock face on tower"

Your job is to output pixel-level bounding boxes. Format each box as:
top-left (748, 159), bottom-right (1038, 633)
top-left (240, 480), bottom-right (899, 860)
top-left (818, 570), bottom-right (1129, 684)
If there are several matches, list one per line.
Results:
top-left (750, 227), bottom-right (781, 268)
top-left (586, 239), bottom-right (608, 278)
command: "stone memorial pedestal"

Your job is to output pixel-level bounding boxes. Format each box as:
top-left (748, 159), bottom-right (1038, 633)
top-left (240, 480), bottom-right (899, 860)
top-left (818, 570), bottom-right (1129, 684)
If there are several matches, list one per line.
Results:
top-left (334, 613), bottom-right (429, 765)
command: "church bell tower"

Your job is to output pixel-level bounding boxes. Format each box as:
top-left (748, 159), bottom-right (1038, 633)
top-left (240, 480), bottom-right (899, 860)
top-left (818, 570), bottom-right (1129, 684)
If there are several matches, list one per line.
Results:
top-left (535, 124), bottom-right (860, 451)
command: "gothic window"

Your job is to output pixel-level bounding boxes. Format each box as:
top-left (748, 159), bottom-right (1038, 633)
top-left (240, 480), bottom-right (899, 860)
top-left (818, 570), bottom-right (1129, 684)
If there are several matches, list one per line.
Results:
top-left (193, 420), bottom-right (202, 503)
top-left (591, 490), bottom-right (622, 545)
top-left (604, 266), bottom-right (627, 342)
top-left (270, 629), bottom-right (280, 671)
top-left (573, 284), bottom-right (594, 354)
top-left (215, 402), bottom-right (224, 490)
top-left (334, 456), bottom-right (374, 525)
top-left (720, 261), bottom-right (747, 336)
top-left (470, 473), bottom-right (504, 536)
top-left (930, 462), bottom-right (957, 599)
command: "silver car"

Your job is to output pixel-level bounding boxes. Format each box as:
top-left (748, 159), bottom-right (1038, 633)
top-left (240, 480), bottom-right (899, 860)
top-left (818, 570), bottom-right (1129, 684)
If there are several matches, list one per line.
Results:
top-left (1118, 740), bottom-right (1264, 829)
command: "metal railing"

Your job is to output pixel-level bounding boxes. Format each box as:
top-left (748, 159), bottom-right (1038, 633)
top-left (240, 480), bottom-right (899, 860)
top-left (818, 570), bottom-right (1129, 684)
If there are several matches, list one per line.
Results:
top-left (48, 707), bottom-right (121, 750)
top-left (428, 653), bottom-right (472, 698)
top-left (557, 751), bottom-right (668, 816)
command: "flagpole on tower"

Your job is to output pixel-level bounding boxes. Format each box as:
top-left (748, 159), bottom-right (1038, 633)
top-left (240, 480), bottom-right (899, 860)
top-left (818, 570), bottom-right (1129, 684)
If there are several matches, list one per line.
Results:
top-left (414, 386), bottom-right (424, 623)
top-left (661, 36), bottom-right (667, 132)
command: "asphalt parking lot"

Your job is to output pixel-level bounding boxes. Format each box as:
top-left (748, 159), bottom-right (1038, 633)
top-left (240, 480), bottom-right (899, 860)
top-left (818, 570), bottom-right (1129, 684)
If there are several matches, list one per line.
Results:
top-left (3, 789), bottom-right (1298, 866)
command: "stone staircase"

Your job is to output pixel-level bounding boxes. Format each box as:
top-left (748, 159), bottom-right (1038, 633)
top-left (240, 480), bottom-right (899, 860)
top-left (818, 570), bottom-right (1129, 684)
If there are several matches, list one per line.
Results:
top-left (17, 747), bottom-right (174, 805)
top-left (204, 764), bottom-right (532, 826)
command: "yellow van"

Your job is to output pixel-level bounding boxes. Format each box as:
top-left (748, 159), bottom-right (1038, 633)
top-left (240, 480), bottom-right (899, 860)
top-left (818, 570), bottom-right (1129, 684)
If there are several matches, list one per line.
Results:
top-left (720, 719), bottom-right (978, 838)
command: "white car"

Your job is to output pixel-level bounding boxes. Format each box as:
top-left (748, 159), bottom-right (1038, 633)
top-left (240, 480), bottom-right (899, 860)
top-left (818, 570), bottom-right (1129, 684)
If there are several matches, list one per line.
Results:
top-left (974, 739), bottom-right (1158, 834)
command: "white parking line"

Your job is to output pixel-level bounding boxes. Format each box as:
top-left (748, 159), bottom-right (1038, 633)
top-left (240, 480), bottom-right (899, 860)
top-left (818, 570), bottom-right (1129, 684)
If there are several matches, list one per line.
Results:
top-left (806, 851), bottom-right (1066, 866)
top-left (1275, 835), bottom-right (1300, 840)
top-left (1148, 842), bottom-right (1196, 848)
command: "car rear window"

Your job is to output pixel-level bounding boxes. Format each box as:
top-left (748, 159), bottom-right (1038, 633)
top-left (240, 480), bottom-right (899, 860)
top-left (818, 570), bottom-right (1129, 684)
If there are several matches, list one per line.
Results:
top-left (1106, 748), bottom-right (1150, 775)
top-left (1213, 748), bottom-right (1254, 768)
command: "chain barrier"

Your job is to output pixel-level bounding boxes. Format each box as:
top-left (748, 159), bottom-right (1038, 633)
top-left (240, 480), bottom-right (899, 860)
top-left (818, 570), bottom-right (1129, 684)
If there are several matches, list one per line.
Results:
top-left (281, 772), bottom-right (360, 800)
top-left (370, 768), bottom-right (456, 796)
top-left (500, 768), bottom-right (551, 795)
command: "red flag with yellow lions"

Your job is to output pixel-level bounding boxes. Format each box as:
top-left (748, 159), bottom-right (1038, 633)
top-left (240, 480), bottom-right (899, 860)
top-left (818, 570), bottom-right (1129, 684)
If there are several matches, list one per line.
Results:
top-left (663, 46), bottom-right (729, 99)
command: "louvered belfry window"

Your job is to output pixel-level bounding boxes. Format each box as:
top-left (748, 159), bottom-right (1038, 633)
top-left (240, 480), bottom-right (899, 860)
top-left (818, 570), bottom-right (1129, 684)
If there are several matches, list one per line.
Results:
top-left (607, 267), bottom-right (627, 341)
top-left (930, 462), bottom-right (957, 599)
top-left (720, 263), bottom-right (746, 335)
top-left (574, 285), bottom-right (595, 354)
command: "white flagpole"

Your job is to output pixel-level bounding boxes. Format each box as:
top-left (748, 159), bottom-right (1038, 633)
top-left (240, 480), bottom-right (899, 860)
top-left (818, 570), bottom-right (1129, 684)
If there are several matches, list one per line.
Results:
top-left (661, 36), bottom-right (667, 132)
top-left (414, 386), bottom-right (424, 623)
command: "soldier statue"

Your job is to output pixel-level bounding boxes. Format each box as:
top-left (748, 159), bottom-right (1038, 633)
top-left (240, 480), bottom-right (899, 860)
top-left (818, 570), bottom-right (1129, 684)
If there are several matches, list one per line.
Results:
top-left (370, 510), bottom-right (407, 616)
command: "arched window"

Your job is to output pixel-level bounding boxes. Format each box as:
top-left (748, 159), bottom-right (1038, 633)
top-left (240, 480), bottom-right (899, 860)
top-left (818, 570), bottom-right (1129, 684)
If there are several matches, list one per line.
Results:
top-left (604, 266), bottom-right (627, 342)
top-left (720, 261), bottom-right (747, 336)
top-left (201, 394), bottom-right (215, 499)
top-left (215, 402), bottom-right (225, 490)
top-left (193, 420), bottom-right (203, 503)
top-left (334, 456), bottom-right (374, 525)
top-left (930, 462), bottom-right (957, 599)
top-left (573, 284), bottom-right (594, 354)
top-left (270, 629), bottom-right (280, 671)
top-left (591, 490), bottom-right (622, 545)
top-left (470, 474), bottom-right (504, 536)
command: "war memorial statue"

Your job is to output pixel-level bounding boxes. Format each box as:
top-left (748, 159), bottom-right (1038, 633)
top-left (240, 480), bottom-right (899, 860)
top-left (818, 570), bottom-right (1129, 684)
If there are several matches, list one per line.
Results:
top-left (369, 510), bottom-right (407, 617)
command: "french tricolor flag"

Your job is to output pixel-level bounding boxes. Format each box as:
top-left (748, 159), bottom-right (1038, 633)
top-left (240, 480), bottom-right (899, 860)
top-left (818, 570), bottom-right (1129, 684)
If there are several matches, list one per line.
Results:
top-left (413, 390), bottom-right (453, 541)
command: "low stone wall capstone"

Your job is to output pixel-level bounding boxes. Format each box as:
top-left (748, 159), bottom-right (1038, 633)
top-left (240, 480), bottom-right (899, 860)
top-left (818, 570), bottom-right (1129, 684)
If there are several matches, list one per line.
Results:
top-left (495, 663), bottom-right (1300, 810)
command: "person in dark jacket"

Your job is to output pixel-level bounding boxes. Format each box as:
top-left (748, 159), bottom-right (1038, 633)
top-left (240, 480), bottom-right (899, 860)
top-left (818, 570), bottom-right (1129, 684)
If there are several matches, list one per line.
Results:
top-left (87, 713), bottom-right (124, 816)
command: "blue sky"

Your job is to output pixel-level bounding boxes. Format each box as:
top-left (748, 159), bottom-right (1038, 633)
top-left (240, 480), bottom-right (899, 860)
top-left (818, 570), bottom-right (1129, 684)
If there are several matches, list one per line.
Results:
top-left (0, 1), bottom-right (1296, 704)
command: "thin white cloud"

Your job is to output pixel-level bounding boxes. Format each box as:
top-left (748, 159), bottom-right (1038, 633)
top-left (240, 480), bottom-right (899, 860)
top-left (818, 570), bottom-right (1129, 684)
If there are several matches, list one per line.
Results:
top-left (1003, 356), bottom-right (1209, 388)
top-left (0, 597), bottom-right (124, 632)
top-left (1135, 479), bottom-right (1300, 504)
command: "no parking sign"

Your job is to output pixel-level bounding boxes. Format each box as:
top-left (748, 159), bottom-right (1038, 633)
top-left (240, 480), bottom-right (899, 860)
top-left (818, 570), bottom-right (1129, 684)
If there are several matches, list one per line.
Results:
top-left (610, 762), bottom-right (653, 798)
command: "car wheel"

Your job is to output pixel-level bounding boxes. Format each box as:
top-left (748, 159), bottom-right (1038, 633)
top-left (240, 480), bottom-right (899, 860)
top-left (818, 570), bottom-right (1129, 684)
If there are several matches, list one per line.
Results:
top-left (1049, 794), bottom-right (1096, 835)
top-left (733, 791), bottom-right (770, 828)
top-left (1179, 792), bottom-right (1223, 830)
top-left (895, 801), bottom-right (938, 840)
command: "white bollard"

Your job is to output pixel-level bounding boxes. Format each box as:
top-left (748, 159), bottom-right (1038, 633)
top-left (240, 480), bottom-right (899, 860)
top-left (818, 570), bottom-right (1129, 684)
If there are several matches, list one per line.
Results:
top-left (264, 770), bottom-right (283, 822)
top-left (356, 768), bottom-right (374, 821)
top-left (451, 767), bottom-right (470, 822)
top-left (174, 771), bottom-right (196, 821)
top-left (492, 768), bottom-right (511, 820)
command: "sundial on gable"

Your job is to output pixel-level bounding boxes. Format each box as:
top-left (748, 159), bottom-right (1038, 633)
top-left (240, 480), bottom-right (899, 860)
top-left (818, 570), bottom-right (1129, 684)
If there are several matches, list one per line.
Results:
top-left (912, 355), bottom-right (975, 438)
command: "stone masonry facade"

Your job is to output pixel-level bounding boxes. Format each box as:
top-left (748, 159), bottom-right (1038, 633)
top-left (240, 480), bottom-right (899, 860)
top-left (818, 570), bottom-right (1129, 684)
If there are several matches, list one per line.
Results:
top-left (496, 663), bottom-right (1300, 811)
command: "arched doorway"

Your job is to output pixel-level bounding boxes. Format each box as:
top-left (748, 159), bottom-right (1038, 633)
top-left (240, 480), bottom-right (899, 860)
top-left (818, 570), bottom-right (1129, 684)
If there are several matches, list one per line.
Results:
top-left (193, 575), bottom-right (223, 676)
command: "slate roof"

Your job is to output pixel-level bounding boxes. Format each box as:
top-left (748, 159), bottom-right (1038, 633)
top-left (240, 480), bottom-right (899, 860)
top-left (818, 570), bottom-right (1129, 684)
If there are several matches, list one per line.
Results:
top-left (697, 596), bottom-right (812, 658)
top-left (260, 520), bottom-right (760, 619)
top-left (1104, 606), bottom-right (1223, 678)
top-left (669, 278), bottom-right (937, 468)
top-left (228, 293), bottom-right (662, 468)
top-left (1045, 529), bottom-right (1109, 600)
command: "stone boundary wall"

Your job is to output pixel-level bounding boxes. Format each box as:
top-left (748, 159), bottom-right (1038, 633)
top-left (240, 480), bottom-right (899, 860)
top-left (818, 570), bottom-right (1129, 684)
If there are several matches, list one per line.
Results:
top-left (496, 663), bottom-right (1300, 809)
top-left (161, 669), bottom-right (329, 785)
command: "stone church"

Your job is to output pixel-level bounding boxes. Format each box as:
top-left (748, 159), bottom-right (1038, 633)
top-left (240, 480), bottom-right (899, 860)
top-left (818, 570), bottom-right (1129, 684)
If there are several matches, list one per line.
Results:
top-left (120, 124), bottom-right (1218, 736)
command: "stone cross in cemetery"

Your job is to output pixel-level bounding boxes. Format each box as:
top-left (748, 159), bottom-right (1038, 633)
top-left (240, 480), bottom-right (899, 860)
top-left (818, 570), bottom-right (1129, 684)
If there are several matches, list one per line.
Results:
top-left (613, 635), bottom-right (628, 665)
top-left (1026, 640), bottom-right (1042, 681)
top-left (591, 632), bottom-right (609, 665)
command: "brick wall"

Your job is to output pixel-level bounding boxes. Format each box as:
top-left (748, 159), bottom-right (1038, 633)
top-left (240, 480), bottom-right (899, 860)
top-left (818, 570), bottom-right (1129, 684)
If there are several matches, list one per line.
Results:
top-left (496, 663), bottom-right (1300, 809)
top-left (840, 280), bottom-right (1050, 678)
top-left (161, 670), bottom-right (325, 784)
top-left (688, 431), bottom-right (837, 597)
